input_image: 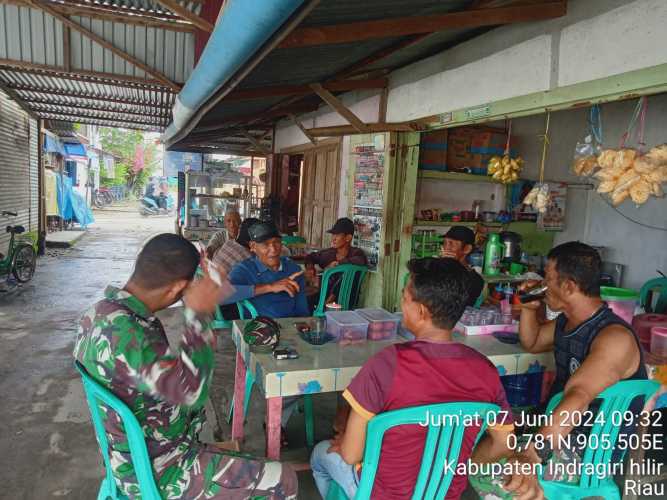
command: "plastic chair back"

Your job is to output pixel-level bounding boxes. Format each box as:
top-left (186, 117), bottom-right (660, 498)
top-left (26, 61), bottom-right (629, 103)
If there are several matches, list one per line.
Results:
top-left (540, 379), bottom-right (659, 497)
top-left (75, 362), bottom-right (161, 500)
top-left (314, 264), bottom-right (368, 316)
top-left (640, 277), bottom-right (667, 314)
top-left (237, 299), bottom-right (259, 319)
top-left (331, 402), bottom-right (499, 500)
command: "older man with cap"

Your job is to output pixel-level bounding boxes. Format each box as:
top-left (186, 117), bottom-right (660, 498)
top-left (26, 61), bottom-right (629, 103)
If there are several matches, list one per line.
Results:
top-left (223, 221), bottom-right (309, 319)
top-left (441, 225), bottom-right (485, 307)
top-left (304, 217), bottom-right (368, 310)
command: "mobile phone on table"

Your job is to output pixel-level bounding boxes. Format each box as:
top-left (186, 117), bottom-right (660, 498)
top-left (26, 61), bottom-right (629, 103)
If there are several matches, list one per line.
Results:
top-left (273, 347), bottom-right (299, 360)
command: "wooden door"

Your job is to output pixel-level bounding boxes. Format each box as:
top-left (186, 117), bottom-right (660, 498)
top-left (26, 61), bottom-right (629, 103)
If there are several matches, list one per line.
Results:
top-left (299, 142), bottom-right (341, 248)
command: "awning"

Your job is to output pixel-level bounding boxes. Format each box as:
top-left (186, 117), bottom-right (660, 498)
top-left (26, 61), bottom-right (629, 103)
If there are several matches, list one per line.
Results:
top-left (43, 134), bottom-right (65, 155)
top-left (64, 142), bottom-right (87, 159)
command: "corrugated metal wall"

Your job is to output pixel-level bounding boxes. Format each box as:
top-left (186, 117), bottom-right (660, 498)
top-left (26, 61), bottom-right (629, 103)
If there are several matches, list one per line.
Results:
top-left (0, 4), bottom-right (195, 84)
top-left (0, 87), bottom-right (36, 254)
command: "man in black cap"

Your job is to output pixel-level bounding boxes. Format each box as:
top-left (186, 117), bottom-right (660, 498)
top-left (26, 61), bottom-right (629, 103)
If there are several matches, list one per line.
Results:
top-left (441, 226), bottom-right (485, 306)
top-left (304, 218), bottom-right (368, 310)
top-left (223, 221), bottom-right (309, 318)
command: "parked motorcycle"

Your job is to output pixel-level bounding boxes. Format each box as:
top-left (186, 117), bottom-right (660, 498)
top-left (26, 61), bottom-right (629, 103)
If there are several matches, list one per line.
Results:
top-left (139, 194), bottom-right (174, 216)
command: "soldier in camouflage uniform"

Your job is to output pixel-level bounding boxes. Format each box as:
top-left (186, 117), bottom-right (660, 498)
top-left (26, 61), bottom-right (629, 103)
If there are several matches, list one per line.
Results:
top-left (74, 234), bottom-right (297, 499)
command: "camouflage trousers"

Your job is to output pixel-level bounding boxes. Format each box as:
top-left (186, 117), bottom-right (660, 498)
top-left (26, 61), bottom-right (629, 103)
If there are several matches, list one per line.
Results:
top-left (468, 436), bottom-right (582, 500)
top-left (119, 443), bottom-right (297, 499)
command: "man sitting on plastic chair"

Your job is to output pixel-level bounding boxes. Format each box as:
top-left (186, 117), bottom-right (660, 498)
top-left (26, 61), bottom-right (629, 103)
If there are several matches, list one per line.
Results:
top-left (474, 242), bottom-right (648, 499)
top-left (311, 258), bottom-right (523, 499)
top-left (74, 234), bottom-right (297, 499)
top-left (304, 218), bottom-right (368, 311)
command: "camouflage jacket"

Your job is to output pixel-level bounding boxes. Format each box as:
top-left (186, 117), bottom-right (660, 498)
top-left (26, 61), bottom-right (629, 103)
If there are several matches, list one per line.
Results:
top-left (74, 286), bottom-right (215, 497)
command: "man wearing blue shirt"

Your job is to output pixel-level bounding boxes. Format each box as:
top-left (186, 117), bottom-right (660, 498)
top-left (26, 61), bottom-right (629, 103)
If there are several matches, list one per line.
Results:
top-left (225, 221), bottom-right (309, 318)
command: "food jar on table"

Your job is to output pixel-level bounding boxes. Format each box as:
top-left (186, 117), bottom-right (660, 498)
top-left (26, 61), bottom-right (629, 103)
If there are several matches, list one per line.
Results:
top-left (325, 311), bottom-right (368, 342)
top-left (355, 308), bottom-right (400, 341)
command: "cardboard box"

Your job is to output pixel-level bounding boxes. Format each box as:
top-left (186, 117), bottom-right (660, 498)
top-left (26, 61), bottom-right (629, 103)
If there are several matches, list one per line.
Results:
top-left (447, 126), bottom-right (515, 174)
top-left (418, 129), bottom-right (448, 171)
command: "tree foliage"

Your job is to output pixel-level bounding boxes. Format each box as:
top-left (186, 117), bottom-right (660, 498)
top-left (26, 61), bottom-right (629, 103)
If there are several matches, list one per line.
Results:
top-left (98, 128), bottom-right (160, 189)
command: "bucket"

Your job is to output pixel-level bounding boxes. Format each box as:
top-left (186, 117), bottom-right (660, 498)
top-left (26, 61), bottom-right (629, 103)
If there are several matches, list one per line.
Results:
top-left (601, 286), bottom-right (639, 324)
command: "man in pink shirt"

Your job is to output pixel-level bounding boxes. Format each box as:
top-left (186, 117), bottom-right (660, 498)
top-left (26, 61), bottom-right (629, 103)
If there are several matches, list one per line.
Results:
top-left (310, 258), bottom-right (535, 499)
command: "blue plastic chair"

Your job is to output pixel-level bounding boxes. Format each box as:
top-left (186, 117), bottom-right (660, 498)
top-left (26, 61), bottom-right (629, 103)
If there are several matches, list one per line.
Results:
top-left (539, 379), bottom-right (660, 500)
top-left (314, 264), bottom-right (368, 317)
top-left (75, 362), bottom-right (161, 500)
top-left (640, 277), bottom-right (667, 314)
top-left (327, 402), bottom-right (500, 499)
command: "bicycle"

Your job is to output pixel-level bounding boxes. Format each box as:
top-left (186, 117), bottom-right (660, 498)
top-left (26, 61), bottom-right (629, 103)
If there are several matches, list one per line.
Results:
top-left (0, 211), bottom-right (37, 283)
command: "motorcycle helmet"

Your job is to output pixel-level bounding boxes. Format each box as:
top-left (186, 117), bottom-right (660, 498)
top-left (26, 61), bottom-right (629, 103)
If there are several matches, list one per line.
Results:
top-left (243, 316), bottom-right (281, 352)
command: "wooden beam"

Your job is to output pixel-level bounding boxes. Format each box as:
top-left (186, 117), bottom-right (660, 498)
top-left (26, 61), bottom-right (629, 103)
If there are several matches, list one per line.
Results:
top-left (193, 103), bottom-right (317, 134)
top-left (20, 0), bottom-right (181, 91)
top-left (290, 114), bottom-right (316, 145)
top-left (378, 87), bottom-right (388, 123)
top-left (154, 0), bottom-right (214, 32)
top-left (225, 78), bottom-right (388, 101)
top-left (309, 83), bottom-right (368, 132)
top-left (240, 131), bottom-right (271, 155)
top-left (6, 82), bottom-right (170, 108)
top-left (306, 122), bottom-right (417, 137)
top-left (63, 26), bottom-right (71, 72)
top-left (338, 35), bottom-right (430, 79)
top-left (279, 2), bottom-right (567, 48)
top-left (0, 0), bottom-right (196, 32)
top-left (0, 59), bottom-right (171, 90)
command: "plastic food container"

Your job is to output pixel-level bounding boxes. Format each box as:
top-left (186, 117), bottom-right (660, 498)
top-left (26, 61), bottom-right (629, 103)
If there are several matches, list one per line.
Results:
top-left (355, 308), bottom-right (400, 341)
top-left (650, 327), bottom-right (667, 357)
top-left (393, 312), bottom-right (416, 340)
top-left (632, 314), bottom-right (667, 349)
top-left (325, 311), bottom-right (368, 342)
top-left (601, 286), bottom-right (639, 324)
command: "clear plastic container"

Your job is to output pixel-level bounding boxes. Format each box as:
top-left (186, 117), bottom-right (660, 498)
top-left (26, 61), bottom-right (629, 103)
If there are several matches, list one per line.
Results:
top-left (355, 308), bottom-right (400, 341)
top-left (325, 311), bottom-right (369, 342)
top-left (601, 286), bottom-right (639, 324)
top-left (393, 312), bottom-right (416, 340)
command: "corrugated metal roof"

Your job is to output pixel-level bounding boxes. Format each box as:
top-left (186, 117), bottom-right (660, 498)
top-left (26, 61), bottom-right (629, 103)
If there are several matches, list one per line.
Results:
top-left (168, 0), bottom-right (495, 149)
top-left (168, 0), bottom-right (566, 151)
top-left (0, 1), bottom-right (199, 131)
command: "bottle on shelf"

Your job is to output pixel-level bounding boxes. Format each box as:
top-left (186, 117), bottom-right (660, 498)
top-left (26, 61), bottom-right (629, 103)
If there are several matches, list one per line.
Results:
top-left (483, 233), bottom-right (502, 276)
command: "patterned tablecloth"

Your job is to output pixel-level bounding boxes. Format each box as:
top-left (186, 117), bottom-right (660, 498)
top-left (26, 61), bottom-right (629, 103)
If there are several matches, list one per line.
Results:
top-left (231, 318), bottom-right (555, 399)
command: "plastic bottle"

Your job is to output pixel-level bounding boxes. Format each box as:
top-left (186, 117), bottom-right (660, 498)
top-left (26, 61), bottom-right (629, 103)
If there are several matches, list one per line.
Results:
top-left (483, 233), bottom-right (502, 276)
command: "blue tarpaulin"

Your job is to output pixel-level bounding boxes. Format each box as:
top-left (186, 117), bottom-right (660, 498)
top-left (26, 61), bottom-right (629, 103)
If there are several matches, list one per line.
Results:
top-left (64, 142), bottom-right (87, 158)
top-left (43, 135), bottom-right (65, 155)
top-left (55, 173), bottom-right (94, 228)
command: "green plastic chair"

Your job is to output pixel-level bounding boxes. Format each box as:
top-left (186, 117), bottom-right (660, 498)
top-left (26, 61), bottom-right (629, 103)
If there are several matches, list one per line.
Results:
top-left (314, 264), bottom-right (368, 317)
top-left (237, 299), bottom-right (259, 320)
top-left (227, 300), bottom-right (259, 424)
top-left (282, 235), bottom-right (307, 246)
top-left (75, 362), bottom-right (161, 500)
top-left (640, 277), bottom-right (667, 314)
top-left (538, 379), bottom-right (660, 500)
top-left (327, 402), bottom-right (500, 500)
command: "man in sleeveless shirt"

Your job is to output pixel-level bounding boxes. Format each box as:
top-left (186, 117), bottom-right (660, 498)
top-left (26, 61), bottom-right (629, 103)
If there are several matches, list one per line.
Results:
top-left (503, 242), bottom-right (647, 496)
